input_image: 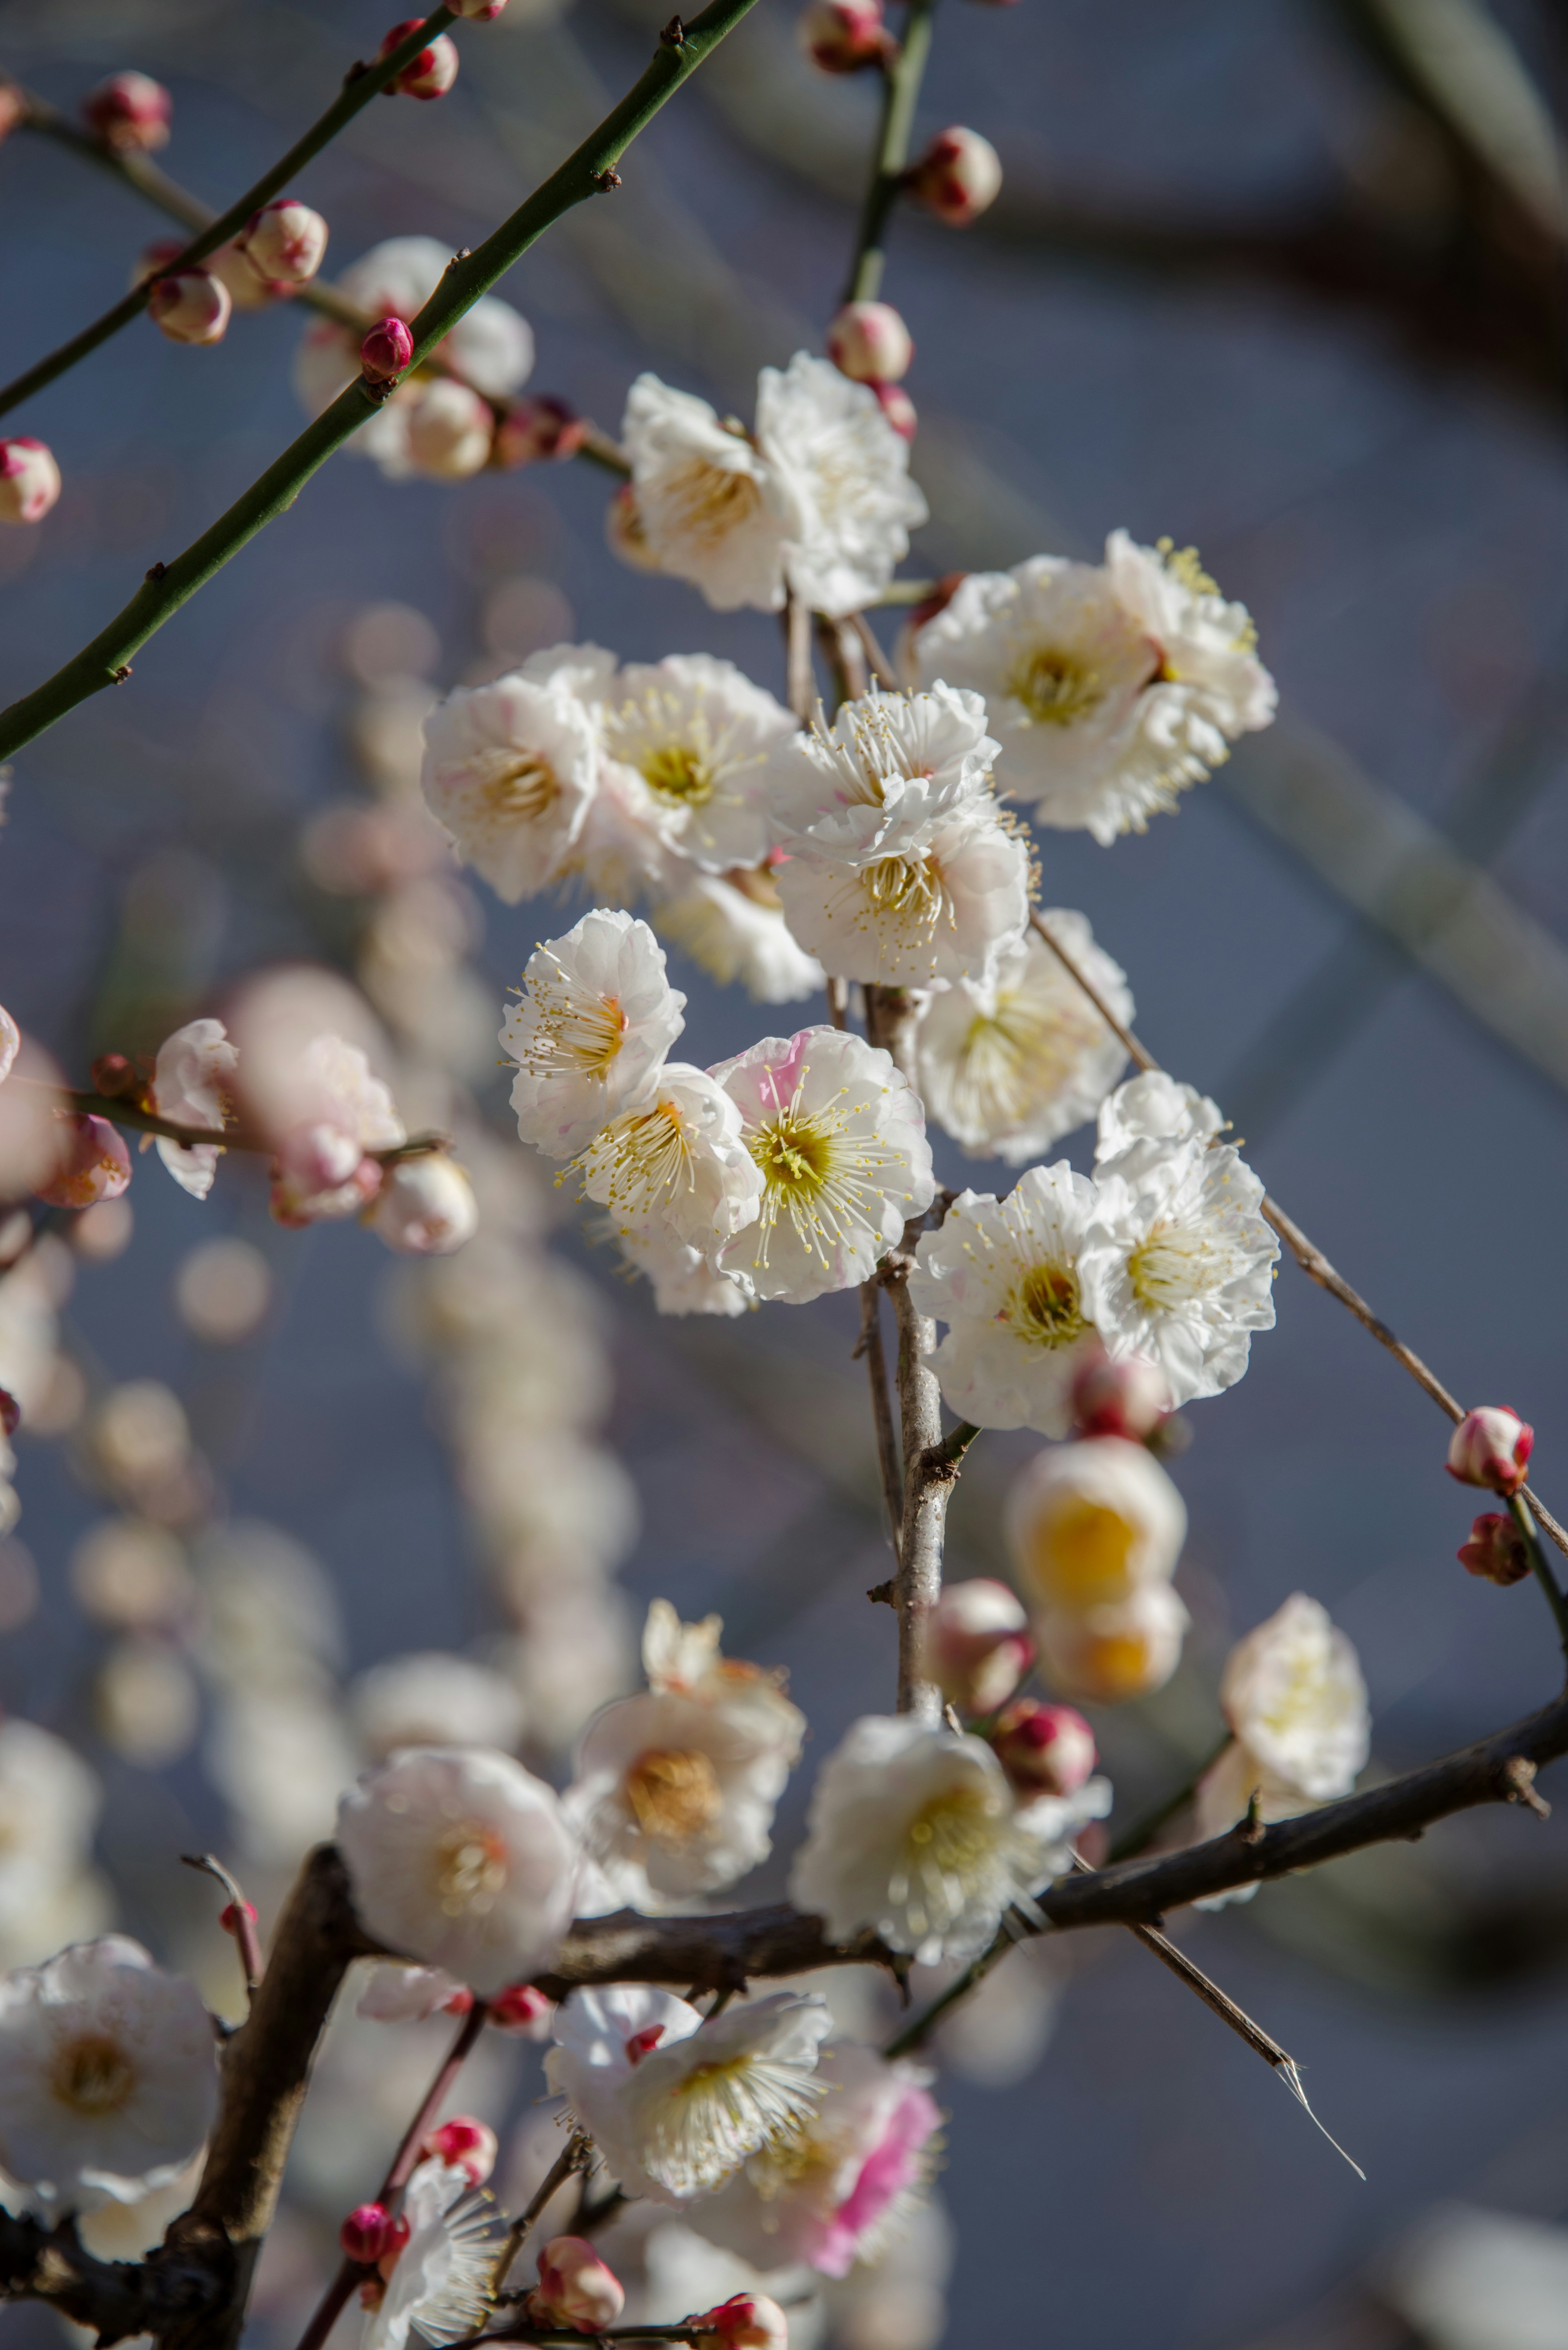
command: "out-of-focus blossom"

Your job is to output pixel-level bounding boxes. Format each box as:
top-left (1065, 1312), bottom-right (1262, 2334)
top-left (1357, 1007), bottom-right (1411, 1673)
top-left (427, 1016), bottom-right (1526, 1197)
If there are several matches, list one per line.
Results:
top-left (267, 1035), bottom-right (405, 1226)
top-left (0, 439), bottom-right (61, 526)
top-left (1034, 1581), bottom-right (1191, 1706)
top-left (827, 301), bottom-right (913, 384)
top-left (242, 198), bottom-right (328, 285)
top-left (0, 1722), bottom-right (101, 1956)
top-left (906, 126), bottom-right (1002, 223)
top-left (1069, 1339), bottom-right (1170, 1440)
top-left (379, 19), bottom-right (461, 97)
top-left (363, 2153), bottom-right (505, 2350)
top-left (1447, 1407), bottom-right (1533, 1497)
top-left (350, 1651), bottom-right (527, 1760)
top-left (1004, 1435), bottom-right (1186, 1612)
top-left (495, 395), bottom-right (586, 468)
top-left (148, 270), bottom-right (232, 346)
top-left (84, 70), bottom-right (171, 150)
top-left (798, 0), bottom-right (894, 71)
top-left (368, 1153), bottom-right (479, 1255)
top-left (527, 2235), bottom-right (626, 2332)
top-left (1459, 1511), bottom-right (1531, 1585)
top-left (1194, 1594), bottom-right (1369, 1855)
top-left (173, 1236), bottom-right (272, 1344)
top-left (651, 870), bottom-right (825, 1005)
top-left (150, 1017), bottom-right (236, 1200)
top-left (0, 1007), bottom-right (17, 1086)
top-left (94, 1638), bottom-right (200, 1768)
top-left (356, 1961), bottom-right (471, 2024)
top-left (422, 671), bottom-right (599, 902)
top-left (990, 1700), bottom-right (1097, 1797)
top-left (503, 911), bottom-right (686, 1158)
top-left (920, 1581), bottom-right (1033, 1715)
top-left (404, 379), bottom-right (495, 479)
top-left (34, 1115), bottom-right (131, 1211)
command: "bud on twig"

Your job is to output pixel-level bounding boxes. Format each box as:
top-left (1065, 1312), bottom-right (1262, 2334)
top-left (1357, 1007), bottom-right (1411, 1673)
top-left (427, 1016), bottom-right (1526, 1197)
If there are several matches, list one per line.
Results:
top-left (35, 1115), bottom-right (133, 1211)
top-left (991, 1699), bottom-right (1097, 1795)
top-left (379, 21), bottom-right (461, 99)
top-left (83, 70), bottom-right (172, 153)
top-left (495, 395), bottom-right (588, 468)
top-left (921, 1579), bottom-right (1033, 1713)
top-left (243, 199), bottom-right (329, 288)
top-left (361, 317), bottom-right (415, 384)
top-left (1458, 1512), bottom-right (1531, 1586)
top-left (694, 2296), bottom-right (791, 2350)
top-left (421, 2116), bottom-right (498, 2184)
top-left (827, 299), bottom-right (913, 384)
top-left (148, 271), bottom-right (232, 347)
top-left (906, 125), bottom-right (1003, 224)
top-left (489, 1981), bottom-right (553, 2033)
top-left (1071, 1342), bottom-right (1171, 1442)
top-left (1447, 1407), bottom-right (1533, 1496)
top-left (528, 2237), bottom-right (627, 2333)
top-left (797, 0), bottom-right (895, 72)
top-left (340, 2203), bottom-right (410, 2265)
top-left (90, 1053), bottom-right (144, 1101)
top-left (0, 438), bottom-right (61, 527)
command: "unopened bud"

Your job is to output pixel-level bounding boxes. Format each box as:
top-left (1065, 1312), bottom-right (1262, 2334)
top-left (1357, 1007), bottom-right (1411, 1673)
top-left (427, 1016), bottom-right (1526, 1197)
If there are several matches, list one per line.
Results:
top-left (218, 1897), bottom-right (258, 1936)
top-left (695, 2296), bottom-right (791, 2350)
top-left (827, 300), bottom-right (913, 383)
top-left (0, 438), bottom-right (61, 526)
top-left (1071, 1341), bottom-right (1171, 1441)
top-left (495, 395), bottom-right (588, 468)
top-left (1034, 1583), bottom-right (1190, 1706)
top-left (89, 1053), bottom-right (143, 1101)
top-left (872, 380), bottom-right (917, 439)
top-left (148, 270), bottom-right (232, 347)
top-left (0, 1390), bottom-right (18, 1441)
top-left (797, 0), bottom-right (893, 71)
top-left (243, 198), bottom-right (328, 288)
top-left (1447, 1407), bottom-right (1532, 1497)
top-left (422, 2116), bottom-right (497, 2185)
top-left (529, 2237), bottom-right (626, 2334)
top-left (906, 125), bottom-right (1003, 224)
top-left (35, 1115), bottom-right (132, 1211)
top-left (404, 380), bottom-right (494, 479)
top-left (1458, 1511), bottom-right (1531, 1587)
top-left (131, 239), bottom-right (186, 292)
top-left (83, 70), bottom-right (172, 153)
top-left (368, 1154), bottom-right (478, 1257)
top-left (991, 1699), bottom-right (1097, 1795)
top-left (606, 482), bottom-right (661, 572)
top-left (361, 317), bottom-right (415, 384)
top-left (921, 1579), bottom-right (1033, 1714)
top-left (489, 1981), bottom-right (553, 2034)
top-left (379, 20), bottom-right (461, 98)
top-left (340, 2203), bottom-right (410, 2265)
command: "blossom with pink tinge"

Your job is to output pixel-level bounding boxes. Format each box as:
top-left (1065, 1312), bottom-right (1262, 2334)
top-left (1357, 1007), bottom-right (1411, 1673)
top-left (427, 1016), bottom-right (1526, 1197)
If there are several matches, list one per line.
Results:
top-left (404, 379), bottom-right (495, 479)
top-left (528, 2236), bottom-right (626, 2333)
top-left (422, 2117), bottom-right (497, 2185)
top-left (368, 1154), bottom-right (478, 1257)
top-left (267, 1034), bottom-right (405, 1226)
top-left (991, 1699), bottom-right (1097, 1797)
top-left (907, 126), bottom-right (1003, 224)
top-left (696, 2295), bottom-right (790, 2350)
top-left (496, 396), bottom-right (587, 468)
top-left (921, 1580), bottom-right (1033, 1715)
top-left (1447, 1407), bottom-right (1533, 1497)
top-left (1070, 1339), bottom-right (1170, 1441)
top-left (342, 2203), bottom-right (409, 2264)
top-left (362, 317), bottom-right (415, 383)
top-left (379, 20), bottom-right (460, 98)
top-left (243, 199), bottom-right (328, 287)
top-left (827, 301), bottom-right (913, 384)
top-left (0, 440), bottom-right (61, 526)
top-left (1458, 1512), bottom-right (1531, 1586)
top-left (151, 1017), bottom-right (236, 1201)
top-left (84, 71), bottom-right (171, 152)
top-left (148, 271), bottom-right (232, 347)
top-left (797, 0), bottom-right (893, 71)
top-left (35, 1115), bottom-right (131, 1211)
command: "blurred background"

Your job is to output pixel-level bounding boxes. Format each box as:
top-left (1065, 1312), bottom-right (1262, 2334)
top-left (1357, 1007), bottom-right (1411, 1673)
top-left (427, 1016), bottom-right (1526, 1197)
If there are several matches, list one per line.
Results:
top-left (3, 0), bottom-right (1568, 2344)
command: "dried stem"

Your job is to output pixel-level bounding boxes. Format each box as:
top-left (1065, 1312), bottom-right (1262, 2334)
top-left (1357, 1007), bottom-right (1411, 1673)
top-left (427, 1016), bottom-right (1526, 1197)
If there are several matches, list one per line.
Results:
top-left (844, 0), bottom-right (939, 303)
top-left (785, 592), bottom-right (815, 722)
top-left (886, 1235), bottom-right (947, 1722)
top-left (855, 1280), bottom-right (904, 1553)
top-left (491, 2132), bottom-right (592, 2299)
top-left (1508, 1493), bottom-right (1568, 1658)
top-left (181, 1853), bottom-right (264, 1997)
top-left (845, 609), bottom-right (898, 689)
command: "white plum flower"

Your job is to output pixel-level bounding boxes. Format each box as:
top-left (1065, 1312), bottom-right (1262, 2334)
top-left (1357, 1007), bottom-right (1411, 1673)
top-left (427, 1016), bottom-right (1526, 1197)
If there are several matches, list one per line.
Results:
top-left (572, 1064), bottom-right (763, 1252)
top-left (368, 1154), bottom-right (479, 1257)
top-left (1094, 1070), bottom-right (1224, 1174)
top-left (1004, 1436), bottom-right (1187, 1614)
top-left (336, 1746), bottom-right (581, 1995)
top-left (269, 1034), bottom-right (405, 1226)
top-left (912, 535), bottom-right (1275, 842)
top-left (150, 1017), bottom-right (236, 1199)
top-left (356, 1961), bottom-right (468, 2024)
top-left (756, 352), bottom-right (928, 617)
top-left (764, 681), bottom-right (996, 837)
top-left (503, 912), bottom-right (688, 1158)
top-left (908, 1166), bottom-right (1101, 1436)
top-left (421, 674), bottom-right (600, 904)
top-left (611, 1216), bottom-right (755, 1318)
top-left (623, 376), bottom-right (804, 613)
top-left (0, 1722), bottom-right (102, 1948)
top-left (913, 913), bottom-right (1131, 1162)
top-left (1079, 1134), bottom-right (1278, 1407)
top-left (547, 1984), bottom-right (831, 2203)
top-left (350, 1652), bottom-right (528, 1762)
top-left (601, 656), bottom-right (797, 875)
top-left (790, 1714), bottom-right (1109, 1965)
top-left (1205, 1594), bottom-right (1370, 1819)
top-left (710, 1027), bottom-right (935, 1304)
top-left (0, 1936), bottom-right (218, 2216)
top-left (1034, 1581), bottom-right (1191, 1706)
top-left (651, 870), bottom-right (825, 1005)
top-left (365, 2151), bottom-right (506, 2350)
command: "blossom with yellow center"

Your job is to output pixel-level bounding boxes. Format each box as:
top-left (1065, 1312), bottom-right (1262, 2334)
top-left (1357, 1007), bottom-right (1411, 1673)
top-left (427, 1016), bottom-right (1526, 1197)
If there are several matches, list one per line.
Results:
top-left (504, 910), bottom-right (687, 1158)
top-left (421, 670), bottom-right (600, 904)
top-left (572, 1062), bottom-right (763, 1253)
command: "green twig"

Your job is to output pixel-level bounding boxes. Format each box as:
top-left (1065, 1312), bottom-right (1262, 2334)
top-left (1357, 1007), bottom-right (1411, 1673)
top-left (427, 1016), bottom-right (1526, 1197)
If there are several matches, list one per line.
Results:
top-left (1508, 1492), bottom-right (1568, 1659)
top-left (0, 0), bottom-right (760, 764)
top-left (843, 0), bottom-right (938, 303)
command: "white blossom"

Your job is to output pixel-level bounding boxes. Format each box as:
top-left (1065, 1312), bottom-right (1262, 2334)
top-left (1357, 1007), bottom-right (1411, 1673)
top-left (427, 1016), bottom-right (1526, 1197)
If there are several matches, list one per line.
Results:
top-left (764, 681), bottom-right (996, 838)
top-left (651, 870), bottom-right (825, 1005)
top-left (355, 1961), bottom-right (468, 2024)
top-left (0, 1005), bottom-right (18, 1088)
top-left (573, 1064), bottom-right (763, 1252)
top-left (1004, 1436), bottom-right (1187, 1614)
top-left (1079, 1134), bottom-right (1278, 1407)
top-left (350, 1652), bottom-right (528, 1761)
top-left (269, 1034), bottom-right (405, 1226)
top-left (1195, 1595), bottom-right (1370, 1850)
top-left (365, 2151), bottom-right (506, 2350)
top-left (548, 1984), bottom-right (832, 2203)
top-left (336, 1746), bottom-right (581, 1995)
top-left (0, 1936), bottom-right (217, 2216)
top-left (790, 1714), bottom-right (1109, 1966)
top-left (1033, 1581), bottom-right (1191, 1706)
top-left (601, 657), bottom-right (797, 875)
top-left (0, 1722), bottom-right (102, 1951)
top-left (150, 1017), bottom-right (236, 1200)
top-left (623, 376), bottom-right (804, 612)
top-left (610, 1216), bottom-right (756, 1318)
top-left (1094, 1070), bottom-right (1224, 1175)
top-left (913, 913), bottom-right (1131, 1162)
top-left (911, 535), bottom-right (1275, 842)
top-left (755, 352), bottom-right (928, 617)
top-left (710, 1027), bottom-right (935, 1304)
top-left (908, 1166), bottom-right (1101, 1436)
top-left (503, 912), bottom-right (688, 1159)
top-left (421, 673), bottom-right (601, 904)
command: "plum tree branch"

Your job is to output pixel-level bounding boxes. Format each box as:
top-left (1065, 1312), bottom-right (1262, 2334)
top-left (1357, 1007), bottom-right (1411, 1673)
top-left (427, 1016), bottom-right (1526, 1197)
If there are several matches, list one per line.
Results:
top-left (0, 0), bottom-right (763, 764)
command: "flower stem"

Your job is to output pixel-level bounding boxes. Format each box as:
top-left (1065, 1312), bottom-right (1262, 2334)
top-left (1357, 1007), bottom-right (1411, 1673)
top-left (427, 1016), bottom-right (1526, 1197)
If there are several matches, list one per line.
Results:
top-left (1508, 1492), bottom-right (1568, 1658)
top-left (490, 2131), bottom-right (592, 2299)
top-left (0, 0), bottom-right (764, 763)
top-left (0, 12), bottom-right (460, 422)
top-left (844, 0), bottom-right (938, 304)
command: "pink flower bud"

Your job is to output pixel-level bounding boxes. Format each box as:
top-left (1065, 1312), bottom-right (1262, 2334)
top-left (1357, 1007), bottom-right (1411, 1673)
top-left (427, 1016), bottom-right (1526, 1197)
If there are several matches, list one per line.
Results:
top-left (379, 20), bottom-right (461, 98)
top-left (404, 379), bottom-right (495, 479)
top-left (921, 1579), bottom-right (1033, 1713)
top-left (695, 2296), bottom-right (791, 2350)
top-left (0, 438), bottom-right (61, 527)
top-left (1458, 1511), bottom-right (1531, 1587)
top-left (1071, 1341), bottom-right (1171, 1441)
top-left (827, 300), bottom-right (913, 384)
top-left (489, 1981), bottom-right (553, 2034)
top-left (148, 270), bottom-right (232, 347)
top-left (797, 0), bottom-right (893, 71)
top-left (0, 1389), bottom-right (18, 1441)
top-left (243, 199), bottom-right (329, 288)
top-left (368, 1154), bottom-right (478, 1256)
top-left (872, 379), bottom-right (917, 439)
top-left (218, 1898), bottom-right (258, 1936)
top-left (906, 125), bottom-right (1003, 224)
top-left (83, 71), bottom-right (172, 153)
top-left (529, 2237), bottom-right (626, 2333)
top-left (35, 1115), bottom-right (132, 1211)
top-left (495, 395), bottom-right (588, 468)
top-left (361, 317), bottom-right (415, 383)
top-left (422, 2116), bottom-right (498, 2185)
top-left (991, 1698), bottom-right (1097, 1795)
top-left (1447, 1407), bottom-right (1533, 1496)
top-left (341, 2203), bottom-right (409, 2265)
top-left (207, 239), bottom-right (286, 312)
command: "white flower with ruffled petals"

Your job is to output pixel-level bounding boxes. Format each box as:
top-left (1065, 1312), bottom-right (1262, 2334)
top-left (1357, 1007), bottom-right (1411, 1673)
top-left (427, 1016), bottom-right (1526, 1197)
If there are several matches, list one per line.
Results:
top-left (909, 1166), bottom-right (1100, 1436)
top-left (1094, 1070), bottom-right (1224, 1173)
top-left (336, 1746), bottom-right (581, 1996)
top-left (0, 1006), bottom-right (16, 1088)
top-left (651, 870), bottom-right (825, 1005)
top-left (366, 2152), bottom-right (506, 2350)
top-left (790, 1715), bottom-right (1109, 1967)
top-left (0, 1936), bottom-right (217, 2216)
top-left (756, 352), bottom-right (928, 617)
top-left (421, 676), bottom-right (600, 905)
top-left (602, 657), bottom-right (797, 875)
top-left (149, 1017), bottom-right (236, 1200)
top-left (710, 1027), bottom-right (935, 1304)
top-left (1079, 1134), bottom-right (1278, 1406)
top-left (573, 1064), bottom-right (763, 1252)
top-left (503, 912), bottom-right (687, 1159)
top-left (912, 535), bottom-right (1275, 841)
top-left (623, 377), bottom-right (804, 613)
top-left (913, 913), bottom-right (1131, 1162)
top-left (611, 1216), bottom-right (756, 1318)
top-left (1206, 1594), bottom-right (1369, 1817)
top-left (765, 682), bottom-right (996, 836)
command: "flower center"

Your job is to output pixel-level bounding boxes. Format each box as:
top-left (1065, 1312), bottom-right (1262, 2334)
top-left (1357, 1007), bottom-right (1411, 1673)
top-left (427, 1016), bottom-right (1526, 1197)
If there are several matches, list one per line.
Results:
top-left (579, 1097), bottom-right (697, 1217)
top-left (481, 754), bottom-right (559, 823)
top-left (434, 1821), bottom-right (509, 1914)
top-left (639, 743), bottom-right (716, 807)
top-left (862, 855), bottom-right (945, 929)
top-left (522, 980), bottom-right (626, 1079)
top-left (1004, 1259), bottom-right (1085, 1348)
top-left (1127, 1219), bottom-right (1232, 1310)
top-left (624, 1748), bottom-right (724, 1846)
top-left (664, 458), bottom-right (764, 551)
top-left (751, 1110), bottom-right (833, 1202)
top-left (51, 2032), bottom-right (137, 2116)
top-left (1009, 647), bottom-right (1105, 728)
top-left (1025, 1499), bottom-right (1137, 1609)
top-left (903, 1784), bottom-right (998, 1877)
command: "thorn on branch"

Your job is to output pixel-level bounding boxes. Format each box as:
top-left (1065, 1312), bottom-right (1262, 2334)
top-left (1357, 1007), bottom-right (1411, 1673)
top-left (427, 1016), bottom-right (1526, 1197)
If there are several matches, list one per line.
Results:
top-left (343, 58), bottom-right (369, 87)
top-left (660, 14), bottom-right (687, 42)
top-left (867, 1579), bottom-right (895, 1607)
top-left (1502, 1754), bottom-right (1552, 1819)
top-left (1235, 1788), bottom-right (1267, 1846)
top-left (110, 665), bottom-right (131, 683)
top-left (593, 167), bottom-right (623, 192)
top-left (144, 560), bottom-right (165, 581)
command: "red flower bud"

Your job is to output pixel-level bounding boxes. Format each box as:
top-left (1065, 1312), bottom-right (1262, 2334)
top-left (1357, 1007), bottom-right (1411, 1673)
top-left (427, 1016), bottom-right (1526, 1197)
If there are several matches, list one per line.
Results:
top-left (421, 2116), bottom-right (497, 2185)
top-left (797, 0), bottom-right (894, 71)
top-left (1447, 1408), bottom-right (1533, 1497)
top-left (488, 1981), bottom-right (553, 2034)
top-left (1458, 1511), bottom-right (1532, 1587)
top-left (379, 21), bottom-right (460, 98)
top-left (243, 199), bottom-right (328, 288)
top-left (495, 395), bottom-right (588, 468)
top-left (991, 1699), bottom-right (1097, 1795)
top-left (83, 71), bottom-right (171, 153)
top-left (218, 1898), bottom-right (258, 1935)
top-left (361, 317), bottom-right (415, 384)
top-left (0, 1389), bottom-right (19, 1441)
top-left (0, 438), bottom-right (61, 526)
top-left (340, 2203), bottom-right (410, 2265)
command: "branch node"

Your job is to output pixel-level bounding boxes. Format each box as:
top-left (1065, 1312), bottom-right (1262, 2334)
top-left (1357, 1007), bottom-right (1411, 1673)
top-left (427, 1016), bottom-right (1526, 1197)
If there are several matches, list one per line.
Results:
top-left (1502, 1754), bottom-right (1551, 1819)
top-left (110, 666), bottom-right (131, 684)
top-left (1235, 1791), bottom-right (1267, 1846)
top-left (343, 58), bottom-right (369, 88)
top-left (593, 167), bottom-right (623, 192)
top-left (660, 14), bottom-right (688, 42)
top-left (145, 561), bottom-right (165, 582)
top-left (867, 1579), bottom-right (895, 1608)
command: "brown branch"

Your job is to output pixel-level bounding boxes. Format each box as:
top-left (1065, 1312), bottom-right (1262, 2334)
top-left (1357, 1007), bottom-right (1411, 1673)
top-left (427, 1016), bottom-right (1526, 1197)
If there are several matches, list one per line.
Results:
top-left (884, 1233), bottom-right (947, 1724)
top-left (855, 1280), bottom-right (903, 1554)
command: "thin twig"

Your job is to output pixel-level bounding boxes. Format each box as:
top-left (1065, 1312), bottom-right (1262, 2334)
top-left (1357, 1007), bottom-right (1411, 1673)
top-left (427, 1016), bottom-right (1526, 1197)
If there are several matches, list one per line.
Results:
top-left (490, 2132), bottom-right (592, 2299)
top-left (857, 1280), bottom-right (903, 1554)
top-left (785, 592), bottom-right (815, 723)
top-left (845, 609), bottom-right (898, 689)
top-left (1508, 1494), bottom-right (1568, 1659)
top-left (843, 0), bottom-right (939, 303)
top-left (14, 1081), bottom-right (451, 1170)
top-left (886, 1227), bottom-right (948, 1722)
top-left (181, 1854), bottom-right (264, 1996)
